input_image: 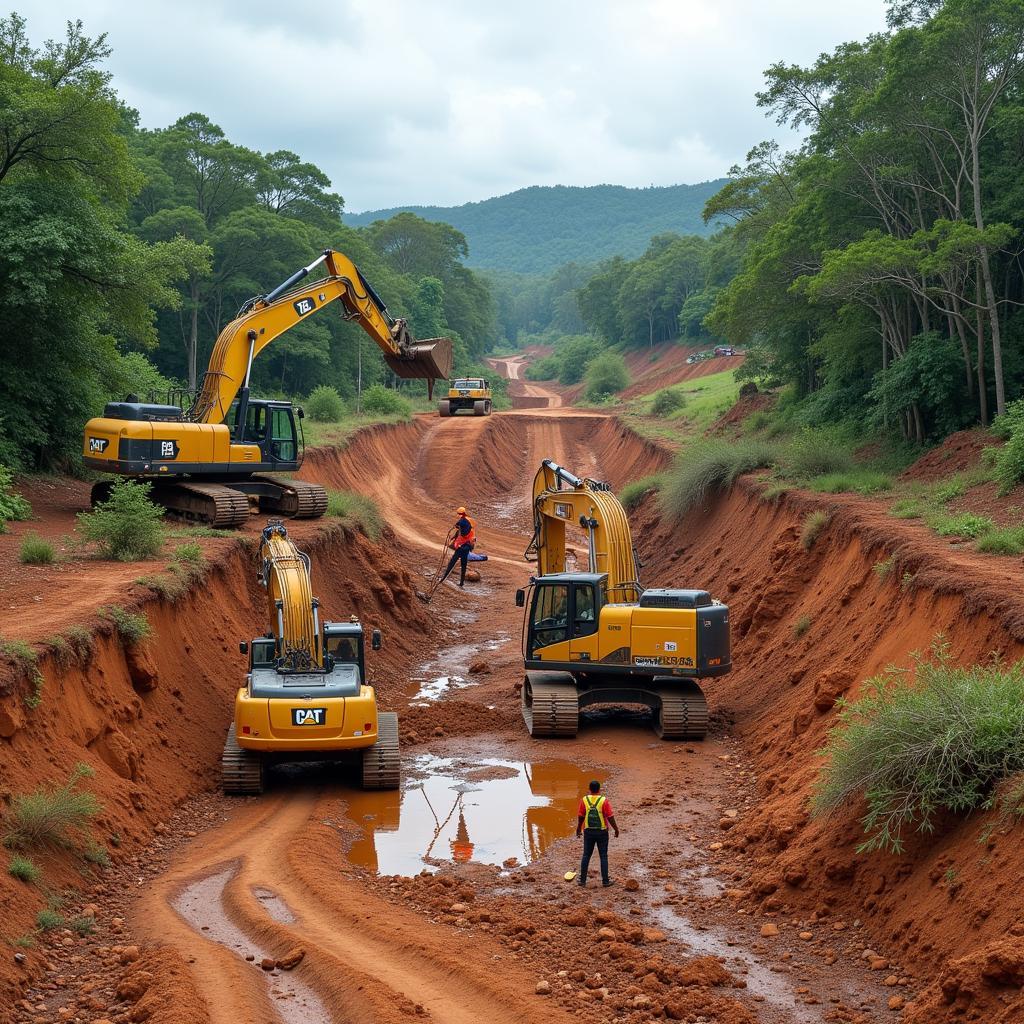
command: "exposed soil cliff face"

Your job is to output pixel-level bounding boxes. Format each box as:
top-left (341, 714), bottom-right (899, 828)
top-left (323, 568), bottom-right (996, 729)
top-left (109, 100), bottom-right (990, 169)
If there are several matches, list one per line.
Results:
top-left (636, 477), bottom-right (1024, 1023)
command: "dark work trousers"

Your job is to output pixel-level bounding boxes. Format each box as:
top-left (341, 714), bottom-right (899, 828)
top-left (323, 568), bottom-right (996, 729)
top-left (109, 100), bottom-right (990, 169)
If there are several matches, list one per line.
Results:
top-left (441, 543), bottom-right (472, 586)
top-left (579, 828), bottom-right (610, 884)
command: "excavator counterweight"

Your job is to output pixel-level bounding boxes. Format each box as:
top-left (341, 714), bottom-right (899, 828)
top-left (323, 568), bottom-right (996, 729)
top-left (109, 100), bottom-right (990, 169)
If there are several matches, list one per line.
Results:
top-left (517, 460), bottom-right (731, 740)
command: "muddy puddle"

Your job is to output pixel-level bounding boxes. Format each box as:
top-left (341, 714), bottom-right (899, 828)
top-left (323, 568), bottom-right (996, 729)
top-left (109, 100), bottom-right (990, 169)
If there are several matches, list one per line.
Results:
top-left (409, 635), bottom-right (511, 705)
top-left (173, 867), bottom-right (330, 1024)
top-left (341, 755), bottom-right (590, 876)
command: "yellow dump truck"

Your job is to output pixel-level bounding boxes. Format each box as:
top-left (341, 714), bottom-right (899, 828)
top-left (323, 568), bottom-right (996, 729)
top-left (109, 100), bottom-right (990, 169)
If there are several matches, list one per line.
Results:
top-left (438, 378), bottom-right (492, 417)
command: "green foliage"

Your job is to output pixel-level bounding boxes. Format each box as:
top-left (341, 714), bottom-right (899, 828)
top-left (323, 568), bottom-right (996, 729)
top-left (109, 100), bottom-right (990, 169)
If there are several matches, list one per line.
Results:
top-left (83, 841), bottom-right (110, 867)
top-left (0, 466), bottom-right (31, 529)
top-left (3, 763), bottom-right (99, 850)
top-left (583, 352), bottom-right (629, 402)
top-left (619, 475), bottom-right (662, 511)
top-left (990, 399), bottom-right (1024, 440)
top-left (304, 385), bottom-right (345, 423)
top-left (172, 542), bottom-right (204, 568)
top-left (7, 855), bottom-right (39, 883)
top-left (77, 479), bottom-right (164, 561)
top-left (814, 642), bottom-right (1024, 853)
top-left (524, 334), bottom-right (606, 386)
top-left (793, 614), bottom-right (812, 638)
top-left (977, 526), bottom-right (1024, 555)
top-left (70, 915), bottom-right (95, 935)
top-left (923, 510), bottom-right (993, 538)
top-left (808, 470), bottom-right (892, 495)
top-left (325, 491), bottom-right (384, 539)
top-left (19, 533), bottom-right (54, 565)
top-left (800, 510), bottom-right (829, 550)
top-left (35, 909), bottom-right (64, 931)
top-left (102, 606), bottom-right (151, 645)
top-left (360, 385), bottom-right (412, 418)
top-left (992, 422), bottom-right (1024, 496)
top-left (783, 429), bottom-right (855, 481)
top-left (659, 438), bottom-right (777, 519)
top-left (873, 555), bottom-right (895, 579)
top-left (650, 388), bottom-right (686, 417)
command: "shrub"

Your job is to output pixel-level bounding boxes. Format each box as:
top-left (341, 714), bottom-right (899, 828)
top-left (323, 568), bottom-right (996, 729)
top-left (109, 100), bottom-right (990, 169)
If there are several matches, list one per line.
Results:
top-left (1, 640), bottom-right (43, 709)
top-left (172, 542), bottom-right (204, 568)
top-left (784, 429), bottom-right (855, 481)
top-left (77, 479), bottom-right (164, 561)
top-left (977, 526), bottom-right (1024, 556)
top-left (7, 855), bottom-right (39, 882)
top-left (583, 352), bottom-right (630, 402)
top-left (793, 614), bottom-right (812, 638)
top-left (326, 490), bottom-right (384, 539)
top-left (809, 471), bottom-right (892, 496)
top-left (992, 428), bottom-right (1024, 496)
top-left (102, 606), bottom-right (151, 645)
top-left (873, 556), bottom-right (895, 579)
top-left (650, 388), bottom-right (685, 418)
top-left (800, 510), bottom-right (829, 550)
top-left (36, 909), bottom-right (64, 931)
top-left (70, 915), bottom-right (95, 935)
top-left (0, 465), bottom-right (31, 531)
top-left (659, 438), bottom-right (777, 520)
top-left (304, 384), bottom-right (345, 422)
top-left (990, 398), bottom-right (1024, 440)
top-left (620, 475), bottom-right (662, 512)
top-left (19, 533), bottom-right (54, 565)
top-left (361, 384), bottom-right (411, 418)
top-left (814, 641), bottom-right (1024, 853)
top-left (923, 510), bottom-right (993, 538)
top-left (64, 627), bottom-right (93, 662)
top-left (83, 841), bottom-right (110, 867)
top-left (3, 763), bottom-right (99, 850)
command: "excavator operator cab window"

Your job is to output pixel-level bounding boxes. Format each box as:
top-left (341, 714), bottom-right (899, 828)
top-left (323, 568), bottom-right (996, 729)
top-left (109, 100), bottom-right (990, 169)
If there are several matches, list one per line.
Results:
top-left (270, 407), bottom-right (297, 462)
top-left (530, 583), bottom-right (570, 654)
top-left (572, 584), bottom-right (598, 639)
top-left (326, 634), bottom-right (360, 665)
top-left (231, 402), bottom-right (268, 444)
top-left (250, 637), bottom-right (275, 669)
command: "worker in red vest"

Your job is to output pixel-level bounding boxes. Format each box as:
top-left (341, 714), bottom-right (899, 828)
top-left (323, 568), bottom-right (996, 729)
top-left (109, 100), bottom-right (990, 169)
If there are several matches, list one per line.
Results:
top-left (439, 506), bottom-right (476, 588)
top-left (576, 779), bottom-right (619, 887)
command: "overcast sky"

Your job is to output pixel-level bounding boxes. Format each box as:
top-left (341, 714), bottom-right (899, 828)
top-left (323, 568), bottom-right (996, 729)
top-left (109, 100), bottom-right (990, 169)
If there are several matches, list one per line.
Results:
top-left (32, 1), bottom-right (887, 212)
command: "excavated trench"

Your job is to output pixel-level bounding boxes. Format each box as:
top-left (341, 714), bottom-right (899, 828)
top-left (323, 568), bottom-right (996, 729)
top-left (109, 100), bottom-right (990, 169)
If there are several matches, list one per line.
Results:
top-left (5, 408), bottom-right (1024, 1022)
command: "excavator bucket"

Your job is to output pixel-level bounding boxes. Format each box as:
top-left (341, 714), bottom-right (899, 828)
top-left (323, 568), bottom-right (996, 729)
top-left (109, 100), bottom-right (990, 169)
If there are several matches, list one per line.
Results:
top-left (383, 337), bottom-right (453, 399)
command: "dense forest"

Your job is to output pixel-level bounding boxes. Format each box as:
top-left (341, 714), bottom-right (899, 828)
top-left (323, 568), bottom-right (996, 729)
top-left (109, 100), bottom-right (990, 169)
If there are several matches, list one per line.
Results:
top-left (0, 13), bottom-right (495, 470)
top-left (705, 0), bottom-right (1024, 443)
top-left (344, 182), bottom-right (726, 274)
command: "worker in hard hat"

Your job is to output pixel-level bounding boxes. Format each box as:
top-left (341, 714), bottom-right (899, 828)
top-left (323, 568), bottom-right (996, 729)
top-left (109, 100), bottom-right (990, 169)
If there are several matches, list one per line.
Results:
top-left (438, 506), bottom-right (476, 589)
top-left (576, 780), bottom-right (619, 887)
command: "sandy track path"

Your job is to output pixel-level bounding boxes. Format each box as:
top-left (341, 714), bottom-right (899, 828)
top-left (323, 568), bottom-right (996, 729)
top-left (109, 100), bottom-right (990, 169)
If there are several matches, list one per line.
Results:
top-left (137, 788), bottom-right (576, 1024)
top-left (488, 355), bottom-right (563, 408)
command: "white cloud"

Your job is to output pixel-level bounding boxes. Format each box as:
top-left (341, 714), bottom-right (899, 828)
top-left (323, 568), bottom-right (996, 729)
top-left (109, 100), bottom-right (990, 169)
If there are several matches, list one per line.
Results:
top-left (29, 0), bottom-right (887, 209)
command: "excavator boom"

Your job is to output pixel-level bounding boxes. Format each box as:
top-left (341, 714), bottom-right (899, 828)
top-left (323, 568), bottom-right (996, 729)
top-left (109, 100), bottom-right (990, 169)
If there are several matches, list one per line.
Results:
top-left (191, 249), bottom-right (452, 425)
top-left (258, 522), bottom-right (321, 671)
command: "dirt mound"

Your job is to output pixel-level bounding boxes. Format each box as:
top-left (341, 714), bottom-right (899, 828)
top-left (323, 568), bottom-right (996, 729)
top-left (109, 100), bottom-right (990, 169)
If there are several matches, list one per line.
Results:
top-left (707, 388), bottom-right (776, 436)
top-left (900, 428), bottom-right (994, 482)
top-left (631, 475), bottom-right (1024, 1021)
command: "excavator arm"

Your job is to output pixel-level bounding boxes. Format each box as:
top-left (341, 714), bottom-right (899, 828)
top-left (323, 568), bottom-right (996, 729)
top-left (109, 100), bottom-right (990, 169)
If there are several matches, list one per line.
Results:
top-left (190, 249), bottom-right (452, 426)
top-left (258, 521), bottom-right (322, 671)
top-left (528, 459), bottom-right (641, 603)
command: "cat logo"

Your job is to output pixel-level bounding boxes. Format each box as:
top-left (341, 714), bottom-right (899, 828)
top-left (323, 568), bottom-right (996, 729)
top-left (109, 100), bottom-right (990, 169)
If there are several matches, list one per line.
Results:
top-left (88, 437), bottom-right (108, 454)
top-left (291, 707), bottom-right (326, 726)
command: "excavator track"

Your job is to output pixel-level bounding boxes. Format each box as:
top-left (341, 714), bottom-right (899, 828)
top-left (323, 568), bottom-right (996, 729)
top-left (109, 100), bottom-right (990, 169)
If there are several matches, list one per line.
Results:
top-left (522, 672), bottom-right (579, 737)
top-left (222, 724), bottom-right (265, 795)
top-left (250, 476), bottom-right (328, 519)
top-left (152, 482), bottom-right (251, 528)
top-left (653, 679), bottom-right (709, 740)
top-left (361, 711), bottom-right (400, 789)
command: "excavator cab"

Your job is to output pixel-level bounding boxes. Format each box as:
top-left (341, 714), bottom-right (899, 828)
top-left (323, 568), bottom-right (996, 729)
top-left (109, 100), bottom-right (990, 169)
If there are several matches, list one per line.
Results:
top-left (524, 573), bottom-right (606, 658)
top-left (230, 400), bottom-right (302, 467)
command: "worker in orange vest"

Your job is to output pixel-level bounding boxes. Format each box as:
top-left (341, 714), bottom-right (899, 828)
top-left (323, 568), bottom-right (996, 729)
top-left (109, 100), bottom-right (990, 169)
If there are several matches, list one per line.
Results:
top-left (439, 506), bottom-right (476, 588)
top-left (576, 780), bottom-right (619, 887)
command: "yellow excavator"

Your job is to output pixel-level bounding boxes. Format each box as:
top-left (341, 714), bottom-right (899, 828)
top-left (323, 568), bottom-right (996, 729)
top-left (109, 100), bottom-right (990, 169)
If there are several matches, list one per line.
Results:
top-left (83, 250), bottom-right (452, 527)
top-left (222, 520), bottom-right (399, 794)
top-left (438, 377), bottom-right (492, 417)
top-left (516, 460), bottom-right (731, 739)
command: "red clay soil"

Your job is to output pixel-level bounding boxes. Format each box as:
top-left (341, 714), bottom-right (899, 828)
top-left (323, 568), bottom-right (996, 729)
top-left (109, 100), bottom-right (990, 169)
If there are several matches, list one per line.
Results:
top-left (899, 429), bottom-right (993, 483)
top-left (707, 389), bottom-right (777, 436)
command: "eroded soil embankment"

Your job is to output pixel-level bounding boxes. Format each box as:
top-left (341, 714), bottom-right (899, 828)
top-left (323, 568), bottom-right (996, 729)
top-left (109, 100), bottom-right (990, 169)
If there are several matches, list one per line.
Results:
top-left (636, 478), bottom-right (1024, 1022)
top-left (0, 523), bottom-right (428, 1011)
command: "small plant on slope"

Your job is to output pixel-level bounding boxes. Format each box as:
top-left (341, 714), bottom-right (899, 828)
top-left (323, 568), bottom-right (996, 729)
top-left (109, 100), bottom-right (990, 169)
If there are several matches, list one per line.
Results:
top-left (3, 763), bottom-right (100, 850)
top-left (77, 479), bottom-right (164, 561)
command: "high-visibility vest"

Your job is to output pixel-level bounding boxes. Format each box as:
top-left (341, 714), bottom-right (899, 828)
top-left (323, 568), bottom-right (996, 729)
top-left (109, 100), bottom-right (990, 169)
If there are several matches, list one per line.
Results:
top-left (453, 516), bottom-right (476, 549)
top-left (582, 795), bottom-right (608, 830)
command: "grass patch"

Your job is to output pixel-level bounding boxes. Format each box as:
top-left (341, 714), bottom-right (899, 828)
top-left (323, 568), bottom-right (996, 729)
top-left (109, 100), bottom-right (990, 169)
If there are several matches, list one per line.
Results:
top-left (783, 429), bottom-right (855, 481)
top-left (873, 555), bottom-right (895, 580)
top-left (69, 915), bottom-right (95, 935)
top-left (83, 841), bottom-right (110, 867)
top-left (619, 475), bottom-right (662, 512)
top-left (923, 510), bottom-right (994, 539)
top-left (77, 478), bottom-right (164, 561)
top-left (19, 533), bottom-right (54, 565)
top-left (35, 909), bottom-right (64, 931)
top-left (890, 496), bottom-right (925, 519)
top-left (13, 933), bottom-right (34, 949)
top-left (814, 641), bottom-right (1024, 853)
top-left (649, 388), bottom-right (686, 417)
top-left (1, 640), bottom-right (43, 710)
top-left (800, 510), bottom-right (829, 550)
top-left (325, 491), bottom-right (384, 539)
top-left (101, 606), bottom-right (151, 645)
top-left (3, 763), bottom-right (99, 850)
top-left (659, 438), bottom-right (777, 519)
top-left (759, 481), bottom-right (790, 504)
top-left (793, 614), bottom-right (812, 638)
top-left (7, 855), bottom-right (40, 883)
top-left (166, 526), bottom-right (233, 539)
top-left (0, 464), bottom-right (31, 531)
top-left (808, 470), bottom-right (893, 495)
top-left (976, 526), bottom-right (1024, 555)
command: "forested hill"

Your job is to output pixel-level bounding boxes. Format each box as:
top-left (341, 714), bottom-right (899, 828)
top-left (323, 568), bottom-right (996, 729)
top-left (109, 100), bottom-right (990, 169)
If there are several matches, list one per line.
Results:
top-left (344, 181), bottom-right (727, 272)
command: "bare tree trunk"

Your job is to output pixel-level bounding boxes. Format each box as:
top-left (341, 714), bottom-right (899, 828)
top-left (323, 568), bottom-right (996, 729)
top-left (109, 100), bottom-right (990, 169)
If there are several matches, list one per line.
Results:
top-left (976, 301), bottom-right (988, 426)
